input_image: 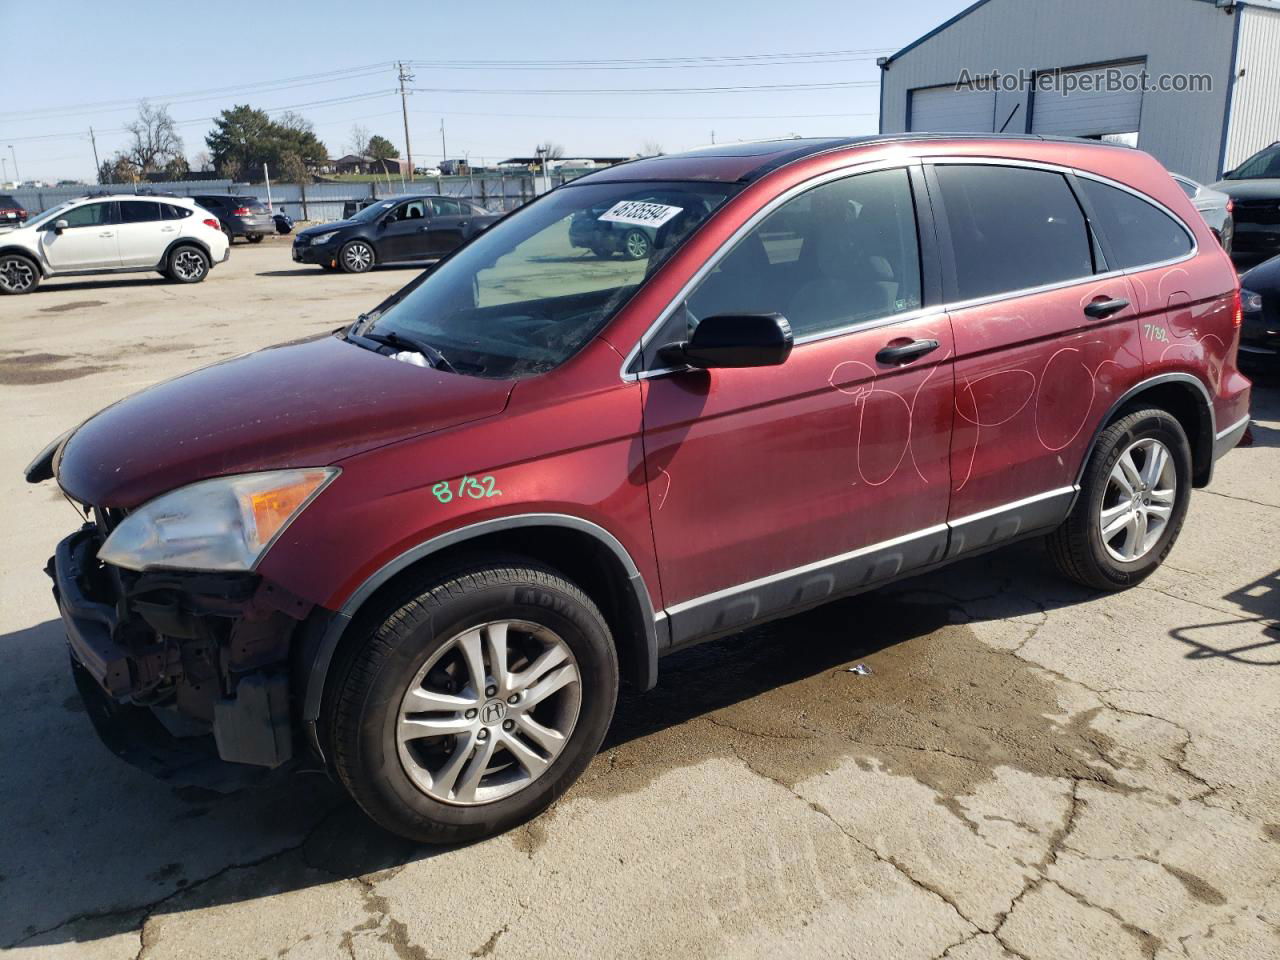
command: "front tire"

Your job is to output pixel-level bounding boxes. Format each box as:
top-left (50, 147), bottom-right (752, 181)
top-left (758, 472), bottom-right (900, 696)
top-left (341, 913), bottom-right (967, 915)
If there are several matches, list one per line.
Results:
top-left (166, 245), bottom-right (210, 284)
top-left (0, 253), bottom-right (40, 294)
top-left (326, 560), bottom-right (618, 843)
top-left (1047, 407), bottom-right (1192, 591)
top-left (339, 240), bottom-right (375, 273)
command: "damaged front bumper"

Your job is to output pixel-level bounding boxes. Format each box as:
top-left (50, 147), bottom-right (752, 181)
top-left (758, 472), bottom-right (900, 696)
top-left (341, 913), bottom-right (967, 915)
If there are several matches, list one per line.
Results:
top-left (50, 525), bottom-right (325, 775)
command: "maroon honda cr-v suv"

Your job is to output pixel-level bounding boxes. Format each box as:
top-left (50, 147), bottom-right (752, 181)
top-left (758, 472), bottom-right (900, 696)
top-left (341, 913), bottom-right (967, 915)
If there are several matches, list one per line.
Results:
top-left (27, 135), bottom-right (1250, 842)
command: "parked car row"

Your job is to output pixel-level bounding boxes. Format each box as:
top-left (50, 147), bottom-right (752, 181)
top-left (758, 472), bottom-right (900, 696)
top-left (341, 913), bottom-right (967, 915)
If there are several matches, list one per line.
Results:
top-left (26, 134), bottom-right (1253, 843)
top-left (0, 190), bottom-right (501, 293)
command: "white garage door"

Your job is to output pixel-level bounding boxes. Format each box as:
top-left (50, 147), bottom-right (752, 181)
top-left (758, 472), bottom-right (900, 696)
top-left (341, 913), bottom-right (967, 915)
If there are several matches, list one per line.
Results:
top-left (908, 86), bottom-right (996, 132)
top-left (1031, 61), bottom-right (1145, 137)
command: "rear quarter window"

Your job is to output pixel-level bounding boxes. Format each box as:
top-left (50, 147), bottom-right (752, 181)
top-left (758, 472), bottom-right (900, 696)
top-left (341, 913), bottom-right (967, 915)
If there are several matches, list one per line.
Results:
top-left (1079, 179), bottom-right (1193, 269)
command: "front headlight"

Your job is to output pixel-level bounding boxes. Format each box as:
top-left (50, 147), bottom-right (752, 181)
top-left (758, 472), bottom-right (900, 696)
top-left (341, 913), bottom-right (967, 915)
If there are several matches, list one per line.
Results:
top-left (1240, 288), bottom-right (1263, 314)
top-left (98, 468), bottom-right (338, 572)
top-left (311, 231), bottom-right (340, 245)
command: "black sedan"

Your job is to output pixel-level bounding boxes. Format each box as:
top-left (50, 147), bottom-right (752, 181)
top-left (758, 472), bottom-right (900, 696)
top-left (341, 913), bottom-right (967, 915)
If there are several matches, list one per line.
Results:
top-left (292, 195), bottom-right (499, 273)
top-left (1239, 254), bottom-right (1280, 368)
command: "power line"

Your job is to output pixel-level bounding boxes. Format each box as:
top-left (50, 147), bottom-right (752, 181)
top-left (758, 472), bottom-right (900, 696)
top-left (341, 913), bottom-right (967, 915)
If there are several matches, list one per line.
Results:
top-left (0, 63), bottom-right (393, 123)
top-left (407, 80), bottom-right (879, 96)
top-left (407, 47), bottom-right (894, 67)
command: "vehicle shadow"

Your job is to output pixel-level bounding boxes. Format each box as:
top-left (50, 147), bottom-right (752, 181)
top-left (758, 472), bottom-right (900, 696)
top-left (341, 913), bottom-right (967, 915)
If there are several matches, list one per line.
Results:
top-left (3, 541), bottom-right (1100, 949)
top-left (256, 264), bottom-right (428, 278)
top-left (28, 277), bottom-right (174, 294)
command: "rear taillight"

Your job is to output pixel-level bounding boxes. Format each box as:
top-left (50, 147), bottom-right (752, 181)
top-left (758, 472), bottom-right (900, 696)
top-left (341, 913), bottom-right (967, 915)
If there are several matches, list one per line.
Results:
top-left (1231, 288), bottom-right (1243, 329)
top-left (203, 218), bottom-right (221, 231)
top-left (1225, 198), bottom-right (1233, 215)
top-left (232, 207), bottom-right (251, 216)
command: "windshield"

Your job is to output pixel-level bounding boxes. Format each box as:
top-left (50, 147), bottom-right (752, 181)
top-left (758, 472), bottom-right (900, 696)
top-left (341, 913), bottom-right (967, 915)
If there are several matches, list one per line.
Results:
top-left (25, 200), bottom-right (77, 228)
top-left (1226, 143), bottom-right (1280, 180)
top-left (363, 180), bottom-right (738, 378)
top-left (351, 200), bottom-right (396, 222)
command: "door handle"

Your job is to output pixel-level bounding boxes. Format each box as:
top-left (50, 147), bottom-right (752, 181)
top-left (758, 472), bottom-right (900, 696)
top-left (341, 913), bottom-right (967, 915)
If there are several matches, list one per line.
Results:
top-left (1083, 297), bottom-right (1130, 319)
top-left (161, 226), bottom-right (176, 233)
top-left (459, 220), bottom-right (469, 228)
top-left (98, 231), bottom-right (114, 238)
top-left (876, 338), bottom-right (940, 365)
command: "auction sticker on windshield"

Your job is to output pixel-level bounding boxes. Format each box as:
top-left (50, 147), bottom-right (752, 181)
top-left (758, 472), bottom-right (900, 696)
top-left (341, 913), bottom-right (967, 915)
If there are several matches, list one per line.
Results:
top-left (598, 200), bottom-right (684, 229)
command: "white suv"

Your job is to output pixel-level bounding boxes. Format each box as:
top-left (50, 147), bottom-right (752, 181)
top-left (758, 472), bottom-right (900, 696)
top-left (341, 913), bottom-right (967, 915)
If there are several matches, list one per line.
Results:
top-left (0, 194), bottom-right (230, 295)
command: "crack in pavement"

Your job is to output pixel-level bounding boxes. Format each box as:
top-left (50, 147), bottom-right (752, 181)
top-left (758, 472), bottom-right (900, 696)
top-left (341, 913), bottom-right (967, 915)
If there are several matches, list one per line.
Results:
top-left (7, 802), bottom-right (347, 953)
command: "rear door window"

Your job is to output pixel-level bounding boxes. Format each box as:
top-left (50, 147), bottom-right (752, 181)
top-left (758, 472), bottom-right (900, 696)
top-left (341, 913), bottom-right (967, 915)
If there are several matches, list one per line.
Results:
top-left (1078, 178), bottom-right (1193, 269)
top-left (120, 201), bottom-right (162, 223)
top-left (431, 197), bottom-right (464, 216)
top-left (932, 164), bottom-right (1094, 301)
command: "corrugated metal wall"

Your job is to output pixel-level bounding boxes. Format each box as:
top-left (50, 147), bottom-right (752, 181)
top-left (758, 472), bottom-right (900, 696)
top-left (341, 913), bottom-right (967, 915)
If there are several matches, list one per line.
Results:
top-left (879, 0), bottom-right (1239, 182)
top-left (1225, 5), bottom-right (1280, 170)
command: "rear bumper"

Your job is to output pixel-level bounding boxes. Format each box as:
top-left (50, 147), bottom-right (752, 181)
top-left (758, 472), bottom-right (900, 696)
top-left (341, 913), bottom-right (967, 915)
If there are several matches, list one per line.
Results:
top-left (1213, 413), bottom-right (1250, 462)
top-left (232, 219), bottom-right (275, 237)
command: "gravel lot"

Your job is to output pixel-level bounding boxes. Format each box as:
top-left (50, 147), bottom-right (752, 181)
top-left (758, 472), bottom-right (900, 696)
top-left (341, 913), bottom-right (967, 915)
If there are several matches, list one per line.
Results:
top-left (1, 240), bottom-right (1277, 960)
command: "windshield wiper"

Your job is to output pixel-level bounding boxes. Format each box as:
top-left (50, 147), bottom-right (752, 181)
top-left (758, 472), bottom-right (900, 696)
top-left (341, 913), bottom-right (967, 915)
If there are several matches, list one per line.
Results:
top-left (361, 330), bottom-right (456, 373)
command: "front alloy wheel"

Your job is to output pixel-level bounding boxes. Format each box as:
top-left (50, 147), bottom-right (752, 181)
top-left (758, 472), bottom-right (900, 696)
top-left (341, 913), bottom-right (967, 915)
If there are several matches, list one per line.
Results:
top-left (169, 247), bottom-right (209, 283)
top-left (0, 254), bottom-right (38, 294)
top-left (327, 560), bottom-right (618, 843)
top-left (622, 229), bottom-right (650, 260)
top-left (397, 620), bottom-right (581, 805)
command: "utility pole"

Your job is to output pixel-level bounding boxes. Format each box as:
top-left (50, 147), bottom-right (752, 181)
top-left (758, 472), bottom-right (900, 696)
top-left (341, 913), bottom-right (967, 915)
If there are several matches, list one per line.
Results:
top-left (89, 127), bottom-right (101, 183)
top-left (710, 130), bottom-right (716, 144)
top-left (397, 61), bottom-right (415, 182)
top-left (8, 146), bottom-right (19, 183)
top-left (440, 118), bottom-right (447, 164)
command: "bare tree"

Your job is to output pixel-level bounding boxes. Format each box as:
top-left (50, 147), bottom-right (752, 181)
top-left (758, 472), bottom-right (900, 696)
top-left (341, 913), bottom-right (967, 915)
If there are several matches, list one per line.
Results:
top-left (218, 155), bottom-right (243, 182)
top-left (349, 123), bottom-right (371, 157)
top-left (191, 151), bottom-right (213, 172)
top-left (640, 141), bottom-right (665, 157)
top-left (277, 111), bottom-right (314, 135)
top-left (124, 100), bottom-right (184, 175)
top-left (541, 141), bottom-right (565, 160)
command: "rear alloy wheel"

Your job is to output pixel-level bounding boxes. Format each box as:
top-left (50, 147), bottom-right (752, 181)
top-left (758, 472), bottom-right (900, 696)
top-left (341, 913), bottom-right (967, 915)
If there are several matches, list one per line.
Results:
top-left (339, 240), bottom-right (375, 273)
top-left (167, 246), bottom-right (210, 283)
top-left (248, 234), bottom-right (264, 244)
top-left (621, 229), bottom-right (650, 260)
top-left (0, 254), bottom-right (39, 294)
top-left (1047, 407), bottom-right (1192, 590)
top-left (327, 560), bottom-right (618, 843)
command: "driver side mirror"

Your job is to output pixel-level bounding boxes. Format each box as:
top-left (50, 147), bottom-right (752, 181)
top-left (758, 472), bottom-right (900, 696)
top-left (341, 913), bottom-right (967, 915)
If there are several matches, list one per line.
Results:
top-left (52, 219), bottom-right (69, 235)
top-left (659, 313), bottom-right (793, 369)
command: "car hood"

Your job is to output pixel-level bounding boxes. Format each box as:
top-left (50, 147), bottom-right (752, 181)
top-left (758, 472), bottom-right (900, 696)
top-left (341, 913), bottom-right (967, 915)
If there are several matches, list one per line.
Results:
top-left (56, 335), bottom-right (513, 508)
top-left (298, 219), bottom-right (357, 238)
top-left (1240, 254), bottom-right (1280, 292)
top-left (1210, 179), bottom-right (1280, 200)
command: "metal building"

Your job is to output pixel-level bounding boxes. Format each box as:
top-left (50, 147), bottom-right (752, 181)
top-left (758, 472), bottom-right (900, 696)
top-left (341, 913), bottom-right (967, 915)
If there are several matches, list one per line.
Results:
top-left (877, 0), bottom-right (1280, 183)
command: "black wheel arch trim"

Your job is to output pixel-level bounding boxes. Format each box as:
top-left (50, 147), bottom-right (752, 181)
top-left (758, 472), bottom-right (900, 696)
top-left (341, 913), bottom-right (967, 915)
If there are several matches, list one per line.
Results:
top-left (157, 237), bottom-right (212, 270)
top-left (0, 245), bottom-right (48, 277)
top-left (1072, 372), bottom-right (1216, 496)
top-left (300, 512), bottom-right (661, 756)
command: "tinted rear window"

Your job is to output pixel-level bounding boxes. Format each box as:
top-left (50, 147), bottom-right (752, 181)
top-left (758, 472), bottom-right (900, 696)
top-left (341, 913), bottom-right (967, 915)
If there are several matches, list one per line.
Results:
top-left (120, 200), bottom-right (162, 223)
top-left (1078, 179), bottom-right (1193, 269)
top-left (934, 164), bottom-right (1094, 302)
top-left (238, 198), bottom-right (269, 213)
top-left (0, 195), bottom-right (19, 207)
top-left (162, 203), bottom-right (192, 220)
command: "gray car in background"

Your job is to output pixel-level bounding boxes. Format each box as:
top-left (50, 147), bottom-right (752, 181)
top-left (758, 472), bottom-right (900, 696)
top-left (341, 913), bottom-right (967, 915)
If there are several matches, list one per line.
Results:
top-left (1173, 174), bottom-right (1233, 255)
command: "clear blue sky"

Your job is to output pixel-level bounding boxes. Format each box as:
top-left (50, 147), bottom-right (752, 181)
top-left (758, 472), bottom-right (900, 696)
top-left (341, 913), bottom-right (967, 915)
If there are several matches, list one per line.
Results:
top-left (2, 0), bottom-right (967, 182)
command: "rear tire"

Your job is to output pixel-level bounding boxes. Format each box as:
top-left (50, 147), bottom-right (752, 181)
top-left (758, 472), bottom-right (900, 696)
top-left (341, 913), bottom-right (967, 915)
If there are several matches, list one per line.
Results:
top-left (326, 560), bottom-right (618, 844)
top-left (621, 229), bottom-right (650, 260)
top-left (166, 245), bottom-right (210, 284)
top-left (248, 234), bottom-right (264, 244)
top-left (0, 253), bottom-right (40, 294)
top-left (1047, 407), bottom-right (1192, 591)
